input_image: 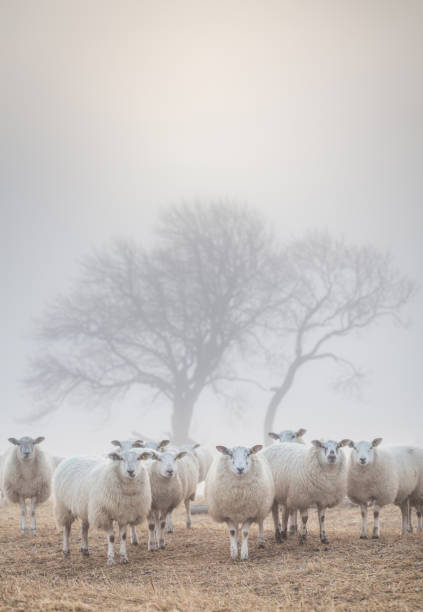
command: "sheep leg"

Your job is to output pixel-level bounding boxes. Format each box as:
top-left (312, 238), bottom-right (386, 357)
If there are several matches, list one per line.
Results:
top-left (257, 519), bottom-right (265, 548)
top-left (400, 499), bottom-right (409, 535)
top-left (360, 504), bottom-right (368, 539)
top-left (271, 501), bottom-right (282, 542)
top-left (63, 523), bottom-right (71, 557)
top-left (281, 505), bottom-right (289, 540)
top-left (299, 510), bottom-right (308, 544)
top-left (407, 503), bottom-right (413, 533)
top-left (227, 520), bottom-right (238, 560)
top-left (19, 498), bottom-right (27, 534)
top-left (288, 511), bottom-right (297, 535)
top-left (240, 520), bottom-right (251, 561)
top-left (147, 512), bottom-right (158, 551)
top-left (29, 497), bottom-right (37, 535)
top-left (372, 504), bottom-right (381, 539)
top-left (119, 525), bottom-right (128, 563)
top-left (185, 498), bottom-right (192, 528)
top-left (107, 527), bottom-right (115, 565)
top-left (129, 525), bottom-right (139, 545)
top-left (159, 513), bottom-right (167, 549)
top-left (167, 512), bottom-right (174, 533)
top-left (317, 506), bottom-right (328, 544)
top-left (80, 520), bottom-right (89, 556)
top-left (417, 509), bottom-right (422, 531)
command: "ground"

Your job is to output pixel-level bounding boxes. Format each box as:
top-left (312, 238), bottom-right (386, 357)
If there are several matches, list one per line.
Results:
top-left (0, 499), bottom-right (422, 611)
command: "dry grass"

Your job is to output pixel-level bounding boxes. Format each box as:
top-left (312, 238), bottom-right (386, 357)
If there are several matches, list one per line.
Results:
top-left (1, 499), bottom-right (423, 611)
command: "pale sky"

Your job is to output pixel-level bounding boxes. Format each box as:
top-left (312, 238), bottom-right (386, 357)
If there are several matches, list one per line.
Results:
top-left (1, 0), bottom-right (422, 456)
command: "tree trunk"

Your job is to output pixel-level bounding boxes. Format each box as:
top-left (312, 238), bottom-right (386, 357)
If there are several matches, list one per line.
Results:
top-left (171, 396), bottom-right (196, 444)
top-left (263, 361), bottom-right (300, 444)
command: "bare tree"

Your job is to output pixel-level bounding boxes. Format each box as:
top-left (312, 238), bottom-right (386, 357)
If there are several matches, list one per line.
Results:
top-left (261, 231), bottom-right (415, 441)
top-left (25, 203), bottom-right (276, 443)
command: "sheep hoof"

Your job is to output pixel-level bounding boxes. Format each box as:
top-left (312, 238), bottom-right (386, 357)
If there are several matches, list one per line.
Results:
top-left (281, 530), bottom-right (287, 540)
top-left (321, 538), bottom-right (329, 545)
top-left (288, 526), bottom-right (297, 536)
top-left (107, 557), bottom-right (115, 566)
top-left (80, 548), bottom-right (89, 556)
top-left (120, 555), bottom-right (129, 564)
top-left (186, 522), bottom-right (192, 529)
top-left (372, 534), bottom-right (379, 539)
top-left (360, 535), bottom-right (368, 539)
top-left (63, 550), bottom-right (70, 558)
top-left (160, 543), bottom-right (166, 549)
top-left (258, 541), bottom-right (265, 549)
top-left (131, 540), bottom-right (139, 546)
top-left (167, 527), bottom-right (174, 533)
top-left (298, 535), bottom-right (306, 545)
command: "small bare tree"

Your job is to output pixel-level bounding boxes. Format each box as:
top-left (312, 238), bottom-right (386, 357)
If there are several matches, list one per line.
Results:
top-left (262, 231), bottom-right (415, 441)
top-left (25, 203), bottom-right (275, 443)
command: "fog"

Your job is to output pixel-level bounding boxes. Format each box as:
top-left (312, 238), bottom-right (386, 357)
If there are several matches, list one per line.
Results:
top-left (1, 0), bottom-right (423, 457)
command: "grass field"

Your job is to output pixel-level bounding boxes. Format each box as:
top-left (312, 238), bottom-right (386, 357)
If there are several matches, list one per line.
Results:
top-left (0, 499), bottom-right (422, 611)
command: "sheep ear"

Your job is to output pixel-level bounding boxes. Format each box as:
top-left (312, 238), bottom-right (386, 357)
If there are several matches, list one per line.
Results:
top-left (338, 439), bottom-right (351, 448)
top-left (311, 440), bottom-right (323, 448)
top-left (157, 440), bottom-right (170, 451)
top-left (348, 440), bottom-right (355, 448)
top-left (34, 437), bottom-right (45, 444)
top-left (296, 429), bottom-right (306, 438)
top-left (138, 451), bottom-right (151, 461)
top-left (110, 440), bottom-right (121, 447)
top-left (372, 438), bottom-right (383, 447)
top-left (192, 443), bottom-right (200, 449)
top-left (108, 452), bottom-right (122, 461)
top-left (216, 445), bottom-right (230, 455)
top-left (8, 437), bottom-right (19, 445)
top-left (148, 450), bottom-right (160, 461)
top-left (132, 440), bottom-right (144, 448)
top-left (176, 451), bottom-right (187, 460)
top-left (249, 445), bottom-right (263, 454)
top-left (268, 432), bottom-right (280, 440)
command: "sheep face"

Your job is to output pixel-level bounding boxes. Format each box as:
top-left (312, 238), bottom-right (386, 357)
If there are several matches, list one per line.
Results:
top-left (311, 439), bottom-right (350, 465)
top-left (108, 449), bottom-right (151, 479)
top-left (349, 439), bottom-right (383, 466)
top-left (152, 450), bottom-right (187, 478)
top-left (8, 436), bottom-right (45, 461)
top-left (269, 429), bottom-right (306, 443)
top-left (216, 445), bottom-right (263, 476)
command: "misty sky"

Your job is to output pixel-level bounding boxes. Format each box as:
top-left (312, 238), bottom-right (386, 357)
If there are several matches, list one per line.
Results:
top-left (1, 0), bottom-right (423, 456)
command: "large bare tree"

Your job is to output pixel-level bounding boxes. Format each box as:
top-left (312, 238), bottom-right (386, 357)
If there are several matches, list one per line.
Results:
top-left (25, 203), bottom-right (276, 443)
top-left (261, 232), bottom-right (415, 441)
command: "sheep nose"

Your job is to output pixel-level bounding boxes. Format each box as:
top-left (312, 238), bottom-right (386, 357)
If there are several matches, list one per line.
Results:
top-left (127, 470), bottom-right (135, 477)
top-left (360, 458), bottom-right (366, 464)
top-left (166, 470), bottom-right (174, 477)
top-left (237, 467), bottom-right (244, 474)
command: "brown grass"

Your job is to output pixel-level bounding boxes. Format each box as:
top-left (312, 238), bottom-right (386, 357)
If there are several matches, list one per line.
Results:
top-left (1, 499), bottom-right (423, 611)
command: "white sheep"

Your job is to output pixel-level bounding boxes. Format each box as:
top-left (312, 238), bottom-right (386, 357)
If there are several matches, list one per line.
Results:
top-left (180, 443), bottom-right (214, 483)
top-left (205, 445), bottom-right (274, 560)
top-left (1, 436), bottom-right (53, 534)
top-left (53, 447), bottom-right (152, 565)
top-left (263, 439), bottom-right (350, 544)
top-left (268, 428), bottom-right (307, 535)
top-left (268, 428), bottom-right (307, 444)
top-left (146, 448), bottom-right (187, 550)
top-left (347, 439), bottom-right (420, 538)
top-left (110, 438), bottom-right (168, 544)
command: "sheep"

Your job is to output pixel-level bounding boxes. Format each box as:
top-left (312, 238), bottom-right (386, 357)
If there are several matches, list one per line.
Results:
top-left (408, 447), bottom-right (423, 532)
top-left (146, 448), bottom-right (187, 550)
top-left (109, 438), bottom-right (166, 544)
top-left (268, 428), bottom-right (307, 444)
top-left (263, 439), bottom-right (350, 544)
top-left (53, 447), bottom-right (152, 565)
top-left (110, 439), bottom-right (145, 451)
top-left (1, 436), bottom-right (53, 534)
top-left (156, 443), bottom-right (199, 534)
top-left (205, 445), bottom-right (275, 560)
top-left (347, 439), bottom-right (420, 538)
top-left (268, 428), bottom-right (307, 535)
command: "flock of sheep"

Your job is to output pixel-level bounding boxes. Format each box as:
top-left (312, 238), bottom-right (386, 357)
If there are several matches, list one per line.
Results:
top-left (0, 429), bottom-right (422, 565)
